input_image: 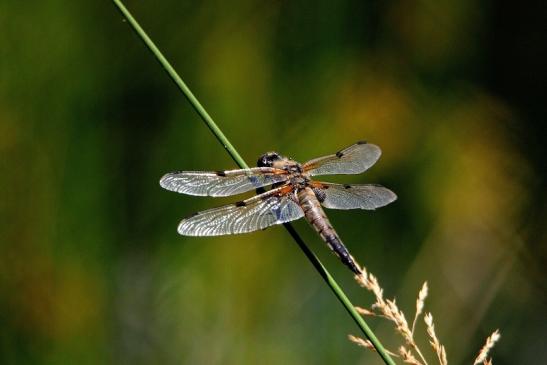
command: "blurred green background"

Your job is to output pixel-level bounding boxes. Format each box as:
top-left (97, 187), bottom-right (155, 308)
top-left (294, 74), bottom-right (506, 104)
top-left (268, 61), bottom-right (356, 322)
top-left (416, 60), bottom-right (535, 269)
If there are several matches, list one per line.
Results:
top-left (1, 1), bottom-right (545, 364)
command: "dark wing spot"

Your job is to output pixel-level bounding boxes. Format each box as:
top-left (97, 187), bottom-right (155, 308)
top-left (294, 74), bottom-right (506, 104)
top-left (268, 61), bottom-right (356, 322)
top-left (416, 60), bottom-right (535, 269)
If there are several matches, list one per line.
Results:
top-left (356, 140), bottom-right (368, 145)
top-left (235, 201), bottom-right (246, 207)
top-left (336, 151), bottom-right (344, 158)
top-left (215, 170), bottom-right (227, 176)
top-left (343, 184), bottom-right (352, 189)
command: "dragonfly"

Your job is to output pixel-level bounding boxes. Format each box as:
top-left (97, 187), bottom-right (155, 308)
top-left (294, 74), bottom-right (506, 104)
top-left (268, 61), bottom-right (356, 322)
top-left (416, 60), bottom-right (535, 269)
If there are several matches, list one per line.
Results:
top-left (159, 141), bottom-right (396, 274)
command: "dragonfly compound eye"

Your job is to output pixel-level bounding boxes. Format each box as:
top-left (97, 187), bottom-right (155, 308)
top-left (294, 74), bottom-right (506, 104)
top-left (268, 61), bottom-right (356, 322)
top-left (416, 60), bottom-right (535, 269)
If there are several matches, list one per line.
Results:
top-left (257, 152), bottom-right (281, 167)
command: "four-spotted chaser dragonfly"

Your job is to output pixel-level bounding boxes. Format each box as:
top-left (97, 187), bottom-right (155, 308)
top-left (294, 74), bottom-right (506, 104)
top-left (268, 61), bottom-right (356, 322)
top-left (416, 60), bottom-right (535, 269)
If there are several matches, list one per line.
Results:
top-left (160, 141), bottom-right (396, 274)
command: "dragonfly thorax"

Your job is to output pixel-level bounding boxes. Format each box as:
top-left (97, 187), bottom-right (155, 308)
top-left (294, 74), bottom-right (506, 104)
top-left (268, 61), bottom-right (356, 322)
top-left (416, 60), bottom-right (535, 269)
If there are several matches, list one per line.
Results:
top-left (289, 175), bottom-right (310, 189)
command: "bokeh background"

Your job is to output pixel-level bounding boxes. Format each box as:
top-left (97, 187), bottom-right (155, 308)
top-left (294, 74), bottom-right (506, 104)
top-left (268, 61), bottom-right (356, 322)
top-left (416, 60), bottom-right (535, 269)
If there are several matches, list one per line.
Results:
top-left (1, 1), bottom-right (545, 364)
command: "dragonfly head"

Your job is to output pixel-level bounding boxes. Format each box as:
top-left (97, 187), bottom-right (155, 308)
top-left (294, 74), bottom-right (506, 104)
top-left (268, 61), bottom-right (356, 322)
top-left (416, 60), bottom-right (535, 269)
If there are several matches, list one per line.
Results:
top-left (257, 152), bottom-right (283, 167)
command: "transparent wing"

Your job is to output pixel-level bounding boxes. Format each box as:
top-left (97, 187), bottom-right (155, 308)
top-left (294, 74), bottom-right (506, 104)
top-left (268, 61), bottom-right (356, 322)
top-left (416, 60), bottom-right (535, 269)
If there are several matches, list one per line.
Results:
top-left (160, 167), bottom-right (289, 197)
top-left (177, 186), bottom-right (304, 236)
top-left (314, 182), bottom-right (397, 210)
top-left (303, 141), bottom-right (381, 176)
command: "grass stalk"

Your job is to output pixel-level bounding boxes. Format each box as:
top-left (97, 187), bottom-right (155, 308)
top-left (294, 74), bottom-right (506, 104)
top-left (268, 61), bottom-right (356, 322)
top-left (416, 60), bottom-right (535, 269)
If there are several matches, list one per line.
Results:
top-left (111, 1), bottom-right (396, 364)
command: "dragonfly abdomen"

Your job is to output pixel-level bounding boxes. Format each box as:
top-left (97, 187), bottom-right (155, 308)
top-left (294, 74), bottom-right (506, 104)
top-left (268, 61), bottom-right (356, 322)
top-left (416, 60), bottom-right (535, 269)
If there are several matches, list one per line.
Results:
top-left (297, 187), bottom-right (361, 274)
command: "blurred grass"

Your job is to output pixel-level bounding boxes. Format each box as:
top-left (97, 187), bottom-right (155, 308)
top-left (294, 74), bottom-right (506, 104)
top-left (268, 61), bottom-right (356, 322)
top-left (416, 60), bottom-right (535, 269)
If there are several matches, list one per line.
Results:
top-left (0, 1), bottom-right (545, 364)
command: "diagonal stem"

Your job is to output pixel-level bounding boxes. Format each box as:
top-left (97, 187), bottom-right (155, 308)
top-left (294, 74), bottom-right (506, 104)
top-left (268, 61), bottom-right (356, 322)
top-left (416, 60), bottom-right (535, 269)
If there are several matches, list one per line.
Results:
top-left (110, 1), bottom-right (396, 364)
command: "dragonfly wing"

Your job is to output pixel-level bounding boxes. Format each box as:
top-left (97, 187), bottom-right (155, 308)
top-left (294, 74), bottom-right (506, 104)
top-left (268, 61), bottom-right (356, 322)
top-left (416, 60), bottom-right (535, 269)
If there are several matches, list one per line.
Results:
top-left (303, 141), bottom-right (381, 176)
top-left (160, 167), bottom-right (289, 197)
top-left (314, 182), bottom-right (397, 210)
top-left (177, 186), bottom-right (304, 236)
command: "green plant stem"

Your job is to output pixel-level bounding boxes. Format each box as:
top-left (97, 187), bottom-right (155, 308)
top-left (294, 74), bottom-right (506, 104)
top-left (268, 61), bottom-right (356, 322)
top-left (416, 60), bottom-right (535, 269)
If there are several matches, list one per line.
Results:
top-left (111, 1), bottom-right (396, 364)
